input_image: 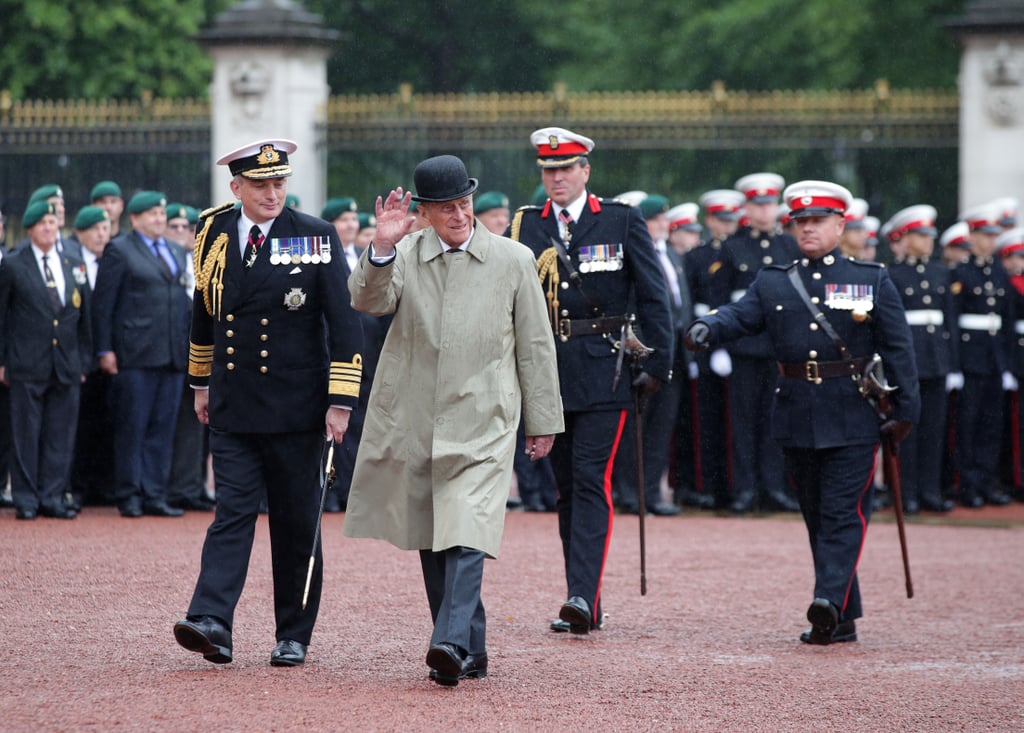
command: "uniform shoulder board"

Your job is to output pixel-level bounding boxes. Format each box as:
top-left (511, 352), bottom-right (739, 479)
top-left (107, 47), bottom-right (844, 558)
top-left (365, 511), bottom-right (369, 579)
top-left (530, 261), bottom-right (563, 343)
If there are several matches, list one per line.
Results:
top-left (850, 259), bottom-right (884, 269)
top-left (601, 197), bottom-right (631, 208)
top-left (514, 204), bottom-right (541, 213)
top-left (199, 200), bottom-right (237, 221)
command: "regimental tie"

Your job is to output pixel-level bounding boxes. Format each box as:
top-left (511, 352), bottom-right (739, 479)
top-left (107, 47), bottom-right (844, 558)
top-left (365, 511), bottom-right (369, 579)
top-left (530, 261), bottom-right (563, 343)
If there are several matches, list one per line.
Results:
top-left (245, 225), bottom-right (265, 268)
top-left (153, 239), bottom-right (174, 279)
top-left (559, 209), bottom-right (574, 247)
top-left (41, 253), bottom-right (62, 313)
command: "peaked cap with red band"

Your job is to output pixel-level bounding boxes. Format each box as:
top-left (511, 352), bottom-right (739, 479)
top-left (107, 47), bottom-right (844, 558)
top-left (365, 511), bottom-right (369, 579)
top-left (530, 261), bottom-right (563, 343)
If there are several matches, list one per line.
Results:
top-left (782, 180), bottom-right (853, 219)
top-left (530, 127), bottom-right (595, 168)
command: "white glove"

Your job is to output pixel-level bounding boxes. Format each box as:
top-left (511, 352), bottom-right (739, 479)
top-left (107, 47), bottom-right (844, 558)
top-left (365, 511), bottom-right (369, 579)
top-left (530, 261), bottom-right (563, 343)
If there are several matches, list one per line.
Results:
top-left (945, 372), bottom-right (964, 392)
top-left (1003, 371), bottom-right (1018, 391)
top-left (688, 361), bottom-right (699, 381)
top-left (710, 349), bottom-right (733, 377)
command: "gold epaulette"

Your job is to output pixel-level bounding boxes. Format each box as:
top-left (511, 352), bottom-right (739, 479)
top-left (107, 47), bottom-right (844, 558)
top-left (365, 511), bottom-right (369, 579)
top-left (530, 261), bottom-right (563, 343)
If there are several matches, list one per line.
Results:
top-left (188, 342), bottom-right (214, 378)
top-left (536, 247), bottom-right (560, 330)
top-left (193, 201), bottom-right (235, 319)
top-left (510, 208), bottom-right (525, 243)
top-left (199, 200), bottom-right (237, 221)
top-left (329, 355), bottom-right (363, 398)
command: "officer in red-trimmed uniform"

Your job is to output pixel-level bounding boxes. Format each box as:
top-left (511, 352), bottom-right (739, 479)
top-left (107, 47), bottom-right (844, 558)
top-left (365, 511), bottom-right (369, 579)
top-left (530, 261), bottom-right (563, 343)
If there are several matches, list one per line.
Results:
top-left (173, 138), bottom-right (364, 668)
top-left (509, 127), bottom-right (672, 635)
top-left (685, 180), bottom-right (920, 645)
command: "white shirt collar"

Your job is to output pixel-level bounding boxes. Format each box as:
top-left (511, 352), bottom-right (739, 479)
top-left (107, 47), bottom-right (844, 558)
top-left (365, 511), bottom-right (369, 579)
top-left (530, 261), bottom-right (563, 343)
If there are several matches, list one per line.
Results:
top-left (553, 193), bottom-right (587, 223)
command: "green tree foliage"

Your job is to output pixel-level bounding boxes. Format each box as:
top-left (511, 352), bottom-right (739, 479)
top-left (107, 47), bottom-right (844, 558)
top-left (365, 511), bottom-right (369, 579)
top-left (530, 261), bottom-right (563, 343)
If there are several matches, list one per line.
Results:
top-left (0, 0), bottom-right (233, 99)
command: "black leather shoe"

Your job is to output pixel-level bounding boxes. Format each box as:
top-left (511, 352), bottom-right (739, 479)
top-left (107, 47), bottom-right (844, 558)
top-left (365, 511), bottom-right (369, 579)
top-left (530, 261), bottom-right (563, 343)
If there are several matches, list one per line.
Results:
top-left (675, 488), bottom-right (716, 509)
top-left (426, 642), bottom-right (465, 686)
top-left (40, 506), bottom-right (77, 519)
top-left (920, 495), bottom-right (954, 512)
top-left (170, 494), bottom-right (215, 511)
top-left (961, 494), bottom-right (984, 509)
top-left (903, 498), bottom-right (920, 515)
top-left (559, 596), bottom-right (593, 634)
top-left (428, 651), bottom-right (488, 682)
top-left (806, 598), bottom-right (839, 636)
top-left (983, 490), bottom-right (1012, 506)
top-left (729, 489), bottom-right (755, 514)
top-left (323, 492), bottom-right (343, 513)
top-left (15, 509), bottom-right (38, 520)
top-left (119, 500), bottom-right (143, 518)
top-left (270, 639), bottom-right (307, 667)
top-left (648, 501), bottom-right (681, 516)
top-left (143, 501), bottom-right (185, 517)
top-left (174, 616), bottom-right (233, 664)
top-left (872, 487), bottom-right (893, 511)
top-left (763, 490), bottom-right (800, 512)
top-left (550, 612), bottom-right (606, 633)
top-left (800, 619), bottom-right (857, 645)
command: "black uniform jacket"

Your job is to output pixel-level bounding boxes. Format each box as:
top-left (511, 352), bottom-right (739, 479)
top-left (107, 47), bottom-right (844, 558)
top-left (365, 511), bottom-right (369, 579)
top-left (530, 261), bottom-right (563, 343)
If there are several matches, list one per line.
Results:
top-left (511, 194), bottom-right (673, 412)
top-left (0, 246), bottom-right (91, 384)
top-left (188, 203), bottom-right (363, 433)
top-left (696, 250), bottom-right (920, 449)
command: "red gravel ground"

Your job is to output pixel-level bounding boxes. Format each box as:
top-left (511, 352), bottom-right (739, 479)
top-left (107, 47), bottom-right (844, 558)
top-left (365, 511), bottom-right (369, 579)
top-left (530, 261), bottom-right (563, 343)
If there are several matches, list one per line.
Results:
top-left (1, 503), bottom-right (1022, 732)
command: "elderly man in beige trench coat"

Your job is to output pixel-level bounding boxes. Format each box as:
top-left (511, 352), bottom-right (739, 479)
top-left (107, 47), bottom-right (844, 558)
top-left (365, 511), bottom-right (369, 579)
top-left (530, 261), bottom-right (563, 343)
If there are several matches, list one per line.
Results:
top-left (343, 155), bottom-right (564, 686)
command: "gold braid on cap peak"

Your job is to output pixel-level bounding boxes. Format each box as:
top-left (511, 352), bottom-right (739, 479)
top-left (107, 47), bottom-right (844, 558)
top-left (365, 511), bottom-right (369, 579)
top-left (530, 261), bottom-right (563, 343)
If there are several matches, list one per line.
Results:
top-left (536, 247), bottom-right (561, 331)
top-left (193, 201), bottom-right (234, 319)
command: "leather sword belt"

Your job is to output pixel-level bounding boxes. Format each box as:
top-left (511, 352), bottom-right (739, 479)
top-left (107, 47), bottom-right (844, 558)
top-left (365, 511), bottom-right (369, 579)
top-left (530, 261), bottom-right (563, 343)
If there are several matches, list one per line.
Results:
top-left (558, 315), bottom-right (629, 340)
top-left (777, 356), bottom-right (871, 383)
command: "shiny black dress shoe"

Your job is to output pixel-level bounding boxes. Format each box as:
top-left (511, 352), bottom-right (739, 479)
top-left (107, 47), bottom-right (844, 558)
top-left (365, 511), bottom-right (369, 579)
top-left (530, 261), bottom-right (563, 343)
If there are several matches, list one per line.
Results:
top-left (550, 612), bottom-right (606, 633)
top-left (428, 651), bottom-right (488, 683)
top-left (920, 495), bottom-right (954, 512)
top-left (729, 489), bottom-right (756, 514)
top-left (800, 619), bottom-right (857, 645)
top-left (426, 642), bottom-right (465, 686)
top-left (270, 639), bottom-right (307, 667)
top-left (648, 501), bottom-right (681, 516)
top-left (323, 492), bottom-right (343, 513)
top-left (558, 596), bottom-right (593, 635)
top-left (40, 506), bottom-right (78, 519)
top-left (961, 493), bottom-right (984, 509)
top-left (15, 509), bottom-right (38, 520)
top-left (903, 498), bottom-right (920, 515)
top-left (170, 494), bottom-right (216, 511)
top-left (173, 616), bottom-right (233, 664)
top-left (872, 487), bottom-right (893, 511)
top-left (763, 490), bottom-right (800, 512)
top-left (982, 490), bottom-right (1012, 506)
top-left (143, 501), bottom-right (185, 517)
top-left (119, 500), bottom-right (144, 518)
top-left (806, 598), bottom-right (839, 637)
top-left (675, 488), bottom-right (716, 509)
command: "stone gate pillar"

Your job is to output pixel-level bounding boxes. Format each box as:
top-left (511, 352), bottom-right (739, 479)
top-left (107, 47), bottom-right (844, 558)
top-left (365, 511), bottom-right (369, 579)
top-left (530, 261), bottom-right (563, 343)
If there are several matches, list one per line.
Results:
top-left (946, 1), bottom-right (1024, 210)
top-left (198, 0), bottom-right (340, 214)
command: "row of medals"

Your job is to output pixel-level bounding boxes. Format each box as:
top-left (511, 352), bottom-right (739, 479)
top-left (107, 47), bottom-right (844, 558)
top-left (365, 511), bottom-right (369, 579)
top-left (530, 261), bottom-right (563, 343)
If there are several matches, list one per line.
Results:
top-left (268, 236), bottom-right (332, 266)
top-left (578, 244), bottom-right (624, 274)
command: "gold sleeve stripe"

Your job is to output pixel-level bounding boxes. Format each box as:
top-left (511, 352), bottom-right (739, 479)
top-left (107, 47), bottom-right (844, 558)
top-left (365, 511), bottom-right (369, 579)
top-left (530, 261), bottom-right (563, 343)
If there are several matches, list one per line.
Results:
top-left (329, 356), bottom-right (362, 398)
top-left (189, 342), bottom-right (214, 377)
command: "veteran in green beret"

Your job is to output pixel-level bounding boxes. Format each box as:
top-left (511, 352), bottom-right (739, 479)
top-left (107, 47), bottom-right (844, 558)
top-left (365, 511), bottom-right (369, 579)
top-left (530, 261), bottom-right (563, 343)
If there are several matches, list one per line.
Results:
top-left (0, 200), bottom-right (91, 520)
top-left (91, 181), bottom-right (124, 238)
top-left (322, 196), bottom-right (361, 274)
top-left (474, 191), bottom-right (511, 236)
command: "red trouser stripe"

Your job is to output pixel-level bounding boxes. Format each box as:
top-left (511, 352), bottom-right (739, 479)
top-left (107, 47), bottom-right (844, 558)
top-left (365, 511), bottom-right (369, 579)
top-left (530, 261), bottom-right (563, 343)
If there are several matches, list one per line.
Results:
top-left (842, 446), bottom-right (879, 613)
top-left (594, 408), bottom-right (628, 614)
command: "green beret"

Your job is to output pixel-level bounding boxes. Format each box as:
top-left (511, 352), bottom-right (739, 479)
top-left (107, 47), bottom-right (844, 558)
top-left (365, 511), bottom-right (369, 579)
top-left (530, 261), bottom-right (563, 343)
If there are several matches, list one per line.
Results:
top-left (408, 199), bottom-right (419, 213)
top-left (23, 200), bottom-right (57, 228)
top-left (126, 190), bottom-right (167, 215)
top-left (165, 202), bottom-right (199, 225)
top-left (639, 195), bottom-right (670, 219)
top-left (358, 212), bottom-right (377, 230)
top-left (90, 180), bottom-right (122, 200)
top-left (321, 197), bottom-right (358, 222)
top-left (28, 184), bottom-right (64, 207)
top-left (474, 191), bottom-right (510, 215)
top-left (73, 205), bottom-right (110, 231)
top-left (285, 193), bottom-right (300, 209)
top-left (531, 184), bottom-right (548, 206)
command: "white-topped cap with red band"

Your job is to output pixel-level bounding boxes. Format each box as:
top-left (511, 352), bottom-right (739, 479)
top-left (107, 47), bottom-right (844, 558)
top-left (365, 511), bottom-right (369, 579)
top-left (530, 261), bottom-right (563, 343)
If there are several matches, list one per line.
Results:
top-left (940, 221), bottom-right (970, 249)
top-left (959, 202), bottom-right (1003, 233)
top-left (782, 180), bottom-right (853, 219)
top-left (885, 204), bottom-right (938, 241)
top-left (699, 189), bottom-right (745, 220)
top-left (992, 196), bottom-right (1019, 228)
top-left (666, 202), bottom-right (702, 232)
top-left (530, 127), bottom-right (596, 168)
top-left (844, 198), bottom-right (869, 228)
top-left (996, 227), bottom-right (1024, 256)
top-left (735, 173), bottom-right (785, 203)
top-left (864, 216), bottom-right (880, 245)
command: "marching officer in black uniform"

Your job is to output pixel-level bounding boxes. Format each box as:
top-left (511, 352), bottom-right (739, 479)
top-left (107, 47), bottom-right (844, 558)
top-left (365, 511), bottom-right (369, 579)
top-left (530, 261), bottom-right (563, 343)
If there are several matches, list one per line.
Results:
top-left (949, 202), bottom-right (1015, 507)
top-left (712, 173), bottom-right (801, 513)
top-left (886, 205), bottom-right (956, 513)
top-left (685, 180), bottom-right (920, 645)
top-left (509, 127), bottom-right (672, 635)
top-left (685, 190), bottom-right (745, 508)
top-left (173, 138), bottom-right (363, 667)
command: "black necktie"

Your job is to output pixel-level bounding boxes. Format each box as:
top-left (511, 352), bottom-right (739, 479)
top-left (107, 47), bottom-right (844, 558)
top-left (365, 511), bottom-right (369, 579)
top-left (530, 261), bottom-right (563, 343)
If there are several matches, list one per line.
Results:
top-left (559, 209), bottom-right (574, 246)
top-left (42, 254), bottom-right (62, 313)
top-left (153, 239), bottom-right (174, 279)
top-left (246, 225), bottom-right (264, 268)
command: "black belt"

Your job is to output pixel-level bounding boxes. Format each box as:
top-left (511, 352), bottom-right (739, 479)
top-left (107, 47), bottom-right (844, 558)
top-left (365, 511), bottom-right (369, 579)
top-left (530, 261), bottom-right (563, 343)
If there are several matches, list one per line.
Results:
top-left (558, 315), bottom-right (628, 341)
top-left (777, 356), bottom-right (870, 383)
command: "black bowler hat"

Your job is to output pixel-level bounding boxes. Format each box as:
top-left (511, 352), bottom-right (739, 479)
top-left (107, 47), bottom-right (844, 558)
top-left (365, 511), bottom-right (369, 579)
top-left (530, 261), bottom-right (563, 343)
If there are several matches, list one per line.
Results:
top-left (411, 155), bottom-right (479, 203)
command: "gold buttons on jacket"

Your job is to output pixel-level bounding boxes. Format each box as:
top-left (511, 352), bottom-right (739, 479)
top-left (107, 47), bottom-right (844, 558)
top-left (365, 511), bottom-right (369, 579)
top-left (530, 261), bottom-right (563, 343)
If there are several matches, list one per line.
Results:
top-left (52, 338), bottom-right (58, 345)
top-left (810, 323), bottom-right (819, 331)
top-left (260, 366), bottom-right (268, 374)
top-left (52, 319), bottom-right (59, 327)
top-left (226, 347), bottom-right (235, 355)
top-left (227, 363), bottom-right (236, 370)
top-left (809, 350), bottom-right (818, 359)
top-left (260, 350), bottom-right (268, 358)
top-left (226, 330), bottom-right (235, 338)
top-left (260, 334), bottom-right (268, 342)
top-left (226, 314), bottom-right (234, 322)
top-left (261, 318), bottom-right (269, 326)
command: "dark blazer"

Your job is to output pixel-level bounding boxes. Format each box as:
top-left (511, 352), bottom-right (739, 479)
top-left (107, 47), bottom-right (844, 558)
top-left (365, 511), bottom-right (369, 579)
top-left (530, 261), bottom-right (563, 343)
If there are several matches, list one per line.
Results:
top-left (0, 245), bottom-right (91, 384)
top-left (189, 204), bottom-right (364, 433)
top-left (510, 194), bottom-right (673, 412)
top-left (91, 230), bottom-right (190, 371)
top-left (696, 249), bottom-right (920, 449)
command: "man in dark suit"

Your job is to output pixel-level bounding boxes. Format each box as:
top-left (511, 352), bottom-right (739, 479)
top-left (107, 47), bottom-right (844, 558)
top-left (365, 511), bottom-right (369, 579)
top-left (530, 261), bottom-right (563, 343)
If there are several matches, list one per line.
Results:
top-left (91, 191), bottom-right (191, 518)
top-left (0, 201), bottom-right (91, 519)
top-left (173, 138), bottom-right (364, 668)
top-left (510, 127), bottom-right (673, 635)
top-left (686, 180), bottom-right (920, 645)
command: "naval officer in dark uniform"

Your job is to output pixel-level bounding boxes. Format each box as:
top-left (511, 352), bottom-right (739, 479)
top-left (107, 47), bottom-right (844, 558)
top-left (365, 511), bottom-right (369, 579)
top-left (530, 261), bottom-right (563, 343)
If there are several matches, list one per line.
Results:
top-left (686, 180), bottom-right (920, 645)
top-left (173, 139), bottom-right (363, 667)
top-left (885, 205), bottom-right (956, 513)
top-left (509, 127), bottom-right (673, 634)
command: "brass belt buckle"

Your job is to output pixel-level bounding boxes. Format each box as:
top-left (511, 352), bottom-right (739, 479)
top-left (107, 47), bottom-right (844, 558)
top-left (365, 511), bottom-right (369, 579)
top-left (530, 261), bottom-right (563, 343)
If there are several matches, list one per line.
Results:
top-left (558, 319), bottom-right (571, 342)
top-left (805, 360), bottom-right (822, 384)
